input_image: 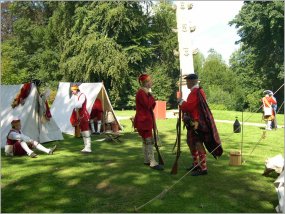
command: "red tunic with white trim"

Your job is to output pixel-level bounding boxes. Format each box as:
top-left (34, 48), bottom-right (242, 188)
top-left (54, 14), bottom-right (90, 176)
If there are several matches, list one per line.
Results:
top-left (262, 96), bottom-right (277, 107)
top-left (262, 95), bottom-right (277, 118)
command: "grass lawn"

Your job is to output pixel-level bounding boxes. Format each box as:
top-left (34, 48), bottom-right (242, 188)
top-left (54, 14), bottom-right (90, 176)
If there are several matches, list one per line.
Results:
top-left (116, 109), bottom-right (284, 125)
top-left (1, 110), bottom-right (284, 213)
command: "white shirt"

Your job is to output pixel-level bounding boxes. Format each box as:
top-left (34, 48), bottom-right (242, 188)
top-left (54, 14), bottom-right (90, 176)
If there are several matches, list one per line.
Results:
top-left (72, 92), bottom-right (86, 109)
top-left (8, 129), bottom-right (32, 143)
top-left (190, 83), bottom-right (199, 92)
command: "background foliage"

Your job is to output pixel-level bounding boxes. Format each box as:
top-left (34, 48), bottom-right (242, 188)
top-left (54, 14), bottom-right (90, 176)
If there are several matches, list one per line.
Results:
top-left (1, 1), bottom-right (284, 111)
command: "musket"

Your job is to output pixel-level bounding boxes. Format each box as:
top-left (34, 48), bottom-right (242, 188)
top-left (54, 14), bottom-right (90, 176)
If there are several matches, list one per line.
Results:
top-left (151, 110), bottom-right (164, 165)
top-left (170, 69), bottom-right (182, 175)
top-left (171, 119), bottom-right (179, 154)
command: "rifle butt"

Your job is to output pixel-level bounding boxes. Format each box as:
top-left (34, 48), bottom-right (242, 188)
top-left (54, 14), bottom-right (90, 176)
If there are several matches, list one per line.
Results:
top-left (75, 125), bottom-right (81, 138)
top-left (172, 138), bottom-right (177, 153)
top-left (170, 162), bottom-right (178, 175)
top-left (154, 144), bottom-right (164, 165)
top-left (158, 155), bottom-right (164, 165)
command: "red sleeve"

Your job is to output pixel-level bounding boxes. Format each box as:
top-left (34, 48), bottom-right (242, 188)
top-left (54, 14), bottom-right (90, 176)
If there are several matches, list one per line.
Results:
top-left (269, 97), bottom-right (277, 105)
top-left (19, 83), bottom-right (32, 100)
top-left (180, 88), bottom-right (205, 121)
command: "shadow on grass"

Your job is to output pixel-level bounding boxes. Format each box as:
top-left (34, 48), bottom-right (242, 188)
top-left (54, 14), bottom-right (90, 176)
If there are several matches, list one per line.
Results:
top-left (1, 119), bottom-right (281, 212)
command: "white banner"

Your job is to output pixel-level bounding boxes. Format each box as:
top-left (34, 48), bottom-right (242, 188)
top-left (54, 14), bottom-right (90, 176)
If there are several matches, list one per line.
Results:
top-left (175, 1), bottom-right (195, 100)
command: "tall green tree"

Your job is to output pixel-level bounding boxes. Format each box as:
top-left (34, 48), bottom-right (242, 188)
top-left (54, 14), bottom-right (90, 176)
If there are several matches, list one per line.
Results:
top-left (193, 51), bottom-right (205, 76)
top-left (201, 49), bottom-right (244, 110)
top-left (1, 1), bottom-right (179, 109)
top-left (229, 1), bottom-right (284, 108)
top-left (1, 2), bottom-right (57, 85)
top-left (147, 2), bottom-right (179, 109)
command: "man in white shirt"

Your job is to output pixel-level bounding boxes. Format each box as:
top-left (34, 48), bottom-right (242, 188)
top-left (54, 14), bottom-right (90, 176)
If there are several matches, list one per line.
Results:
top-left (5, 118), bottom-right (56, 158)
top-left (70, 84), bottom-right (92, 152)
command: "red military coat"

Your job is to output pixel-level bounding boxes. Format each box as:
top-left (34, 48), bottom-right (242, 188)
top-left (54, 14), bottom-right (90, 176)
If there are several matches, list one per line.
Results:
top-left (180, 86), bottom-right (206, 121)
top-left (134, 88), bottom-right (156, 131)
top-left (180, 86), bottom-right (223, 158)
top-left (262, 95), bottom-right (277, 117)
top-left (262, 96), bottom-right (277, 107)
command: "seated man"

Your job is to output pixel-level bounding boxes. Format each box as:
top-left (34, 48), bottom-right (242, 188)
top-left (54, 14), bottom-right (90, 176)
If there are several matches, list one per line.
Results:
top-left (5, 118), bottom-right (56, 158)
top-left (90, 98), bottom-right (103, 134)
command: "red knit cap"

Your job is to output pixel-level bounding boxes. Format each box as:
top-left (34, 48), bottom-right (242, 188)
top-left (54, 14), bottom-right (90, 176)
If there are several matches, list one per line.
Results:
top-left (138, 74), bottom-right (151, 85)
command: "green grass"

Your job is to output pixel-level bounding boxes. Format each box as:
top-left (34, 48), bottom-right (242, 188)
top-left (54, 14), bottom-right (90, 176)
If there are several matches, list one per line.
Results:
top-left (211, 109), bottom-right (284, 125)
top-left (115, 109), bottom-right (284, 125)
top-left (1, 111), bottom-right (284, 213)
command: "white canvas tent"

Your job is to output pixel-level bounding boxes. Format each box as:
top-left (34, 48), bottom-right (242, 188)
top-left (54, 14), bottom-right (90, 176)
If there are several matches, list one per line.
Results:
top-left (51, 82), bottom-right (122, 135)
top-left (263, 154), bottom-right (284, 213)
top-left (275, 170), bottom-right (284, 213)
top-left (0, 83), bottom-right (64, 147)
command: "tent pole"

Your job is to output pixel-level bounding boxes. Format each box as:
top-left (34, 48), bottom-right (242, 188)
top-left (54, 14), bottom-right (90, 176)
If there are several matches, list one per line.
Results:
top-left (35, 83), bottom-right (41, 141)
top-left (241, 109), bottom-right (244, 164)
top-left (102, 81), bottom-right (105, 133)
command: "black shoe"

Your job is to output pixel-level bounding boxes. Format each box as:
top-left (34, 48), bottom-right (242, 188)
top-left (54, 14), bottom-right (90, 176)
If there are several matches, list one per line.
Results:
top-left (49, 145), bottom-right (57, 155)
top-left (151, 165), bottom-right (164, 171)
top-left (186, 165), bottom-right (200, 171)
top-left (144, 162), bottom-right (150, 166)
top-left (29, 152), bottom-right (38, 158)
top-left (191, 169), bottom-right (208, 176)
top-left (94, 132), bottom-right (101, 135)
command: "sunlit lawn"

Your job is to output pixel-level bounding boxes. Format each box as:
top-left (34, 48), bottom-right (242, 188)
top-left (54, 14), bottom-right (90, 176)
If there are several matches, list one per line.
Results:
top-left (1, 110), bottom-right (284, 213)
top-left (115, 109), bottom-right (284, 125)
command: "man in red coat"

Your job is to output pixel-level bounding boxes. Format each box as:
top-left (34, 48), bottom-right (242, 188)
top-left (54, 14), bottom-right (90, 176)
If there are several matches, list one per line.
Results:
top-left (262, 90), bottom-right (277, 130)
top-left (178, 73), bottom-right (222, 176)
top-left (90, 98), bottom-right (103, 134)
top-left (134, 74), bottom-right (163, 171)
top-left (70, 84), bottom-right (92, 153)
top-left (5, 118), bottom-right (56, 158)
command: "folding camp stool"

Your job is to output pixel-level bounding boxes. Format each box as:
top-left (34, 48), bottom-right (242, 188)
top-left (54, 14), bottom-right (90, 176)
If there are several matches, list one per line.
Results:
top-left (104, 131), bottom-right (122, 143)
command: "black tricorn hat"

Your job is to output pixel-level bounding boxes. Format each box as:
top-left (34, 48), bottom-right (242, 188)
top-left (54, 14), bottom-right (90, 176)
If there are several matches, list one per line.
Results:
top-left (184, 73), bottom-right (198, 80)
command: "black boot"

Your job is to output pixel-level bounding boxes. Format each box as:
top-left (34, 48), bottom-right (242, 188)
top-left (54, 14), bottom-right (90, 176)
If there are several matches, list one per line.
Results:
top-left (186, 164), bottom-right (200, 171)
top-left (151, 164), bottom-right (164, 171)
top-left (191, 169), bottom-right (208, 176)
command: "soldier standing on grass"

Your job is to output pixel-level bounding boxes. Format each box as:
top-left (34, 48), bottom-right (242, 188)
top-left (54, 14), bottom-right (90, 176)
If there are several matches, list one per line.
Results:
top-left (177, 73), bottom-right (223, 176)
top-left (70, 84), bottom-right (92, 153)
top-left (134, 74), bottom-right (163, 171)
